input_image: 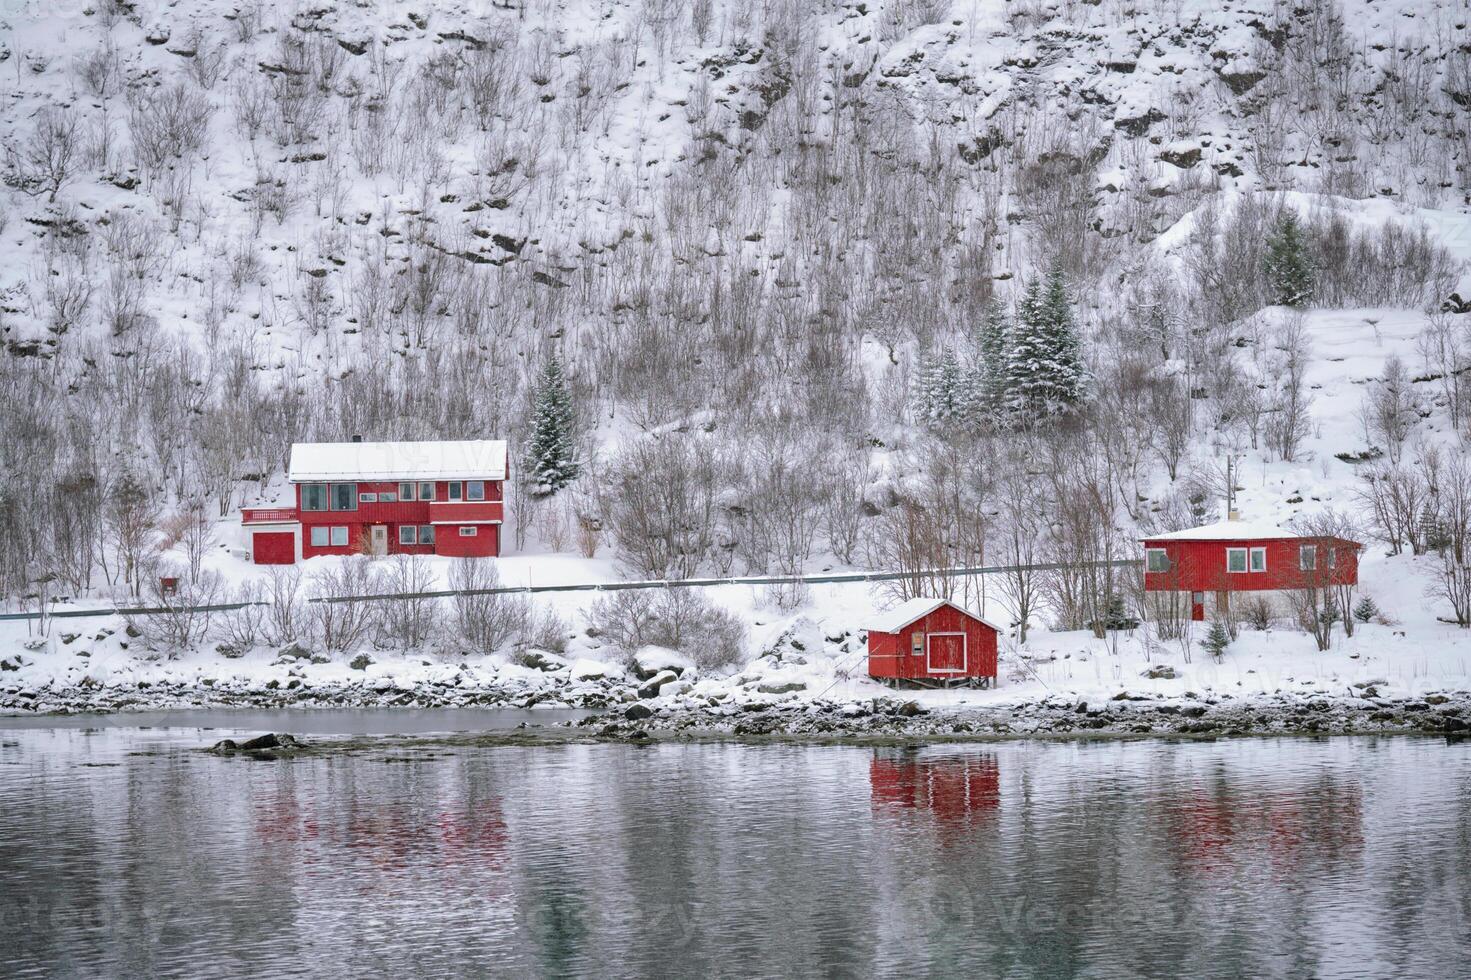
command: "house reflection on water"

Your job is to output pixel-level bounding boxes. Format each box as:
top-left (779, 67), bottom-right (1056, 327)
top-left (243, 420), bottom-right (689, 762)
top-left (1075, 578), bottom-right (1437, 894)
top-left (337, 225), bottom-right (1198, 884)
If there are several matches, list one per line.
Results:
top-left (870, 750), bottom-right (1001, 837)
top-left (1160, 773), bottom-right (1365, 876)
top-left (251, 785), bottom-right (512, 875)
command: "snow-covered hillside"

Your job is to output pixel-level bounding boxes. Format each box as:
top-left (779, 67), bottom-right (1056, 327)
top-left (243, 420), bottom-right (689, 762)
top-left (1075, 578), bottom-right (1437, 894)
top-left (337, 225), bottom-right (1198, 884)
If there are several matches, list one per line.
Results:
top-left (2, 0), bottom-right (1471, 712)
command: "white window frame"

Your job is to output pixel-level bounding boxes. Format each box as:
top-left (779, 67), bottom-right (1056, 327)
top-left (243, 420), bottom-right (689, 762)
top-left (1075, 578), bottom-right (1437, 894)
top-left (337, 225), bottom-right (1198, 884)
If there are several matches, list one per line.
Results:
top-left (459, 526), bottom-right (477, 537)
top-left (330, 526), bottom-right (349, 547)
top-left (1146, 548), bottom-right (1170, 573)
top-left (1327, 546), bottom-right (1337, 568)
top-left (418, 482), bottom-right (434, 502)
top-left (359, 492), bottom-right (378, 503)
top-left (467, 481), bottom-right (486, 501)
top-left (1249, 547), bottom-right (1266, 572)
top-left (1300, 544), bottom-right (1317, 570)
top-left (1226, 548), bottom-right (1248, 573)
top-left (419, 525), bottom-right (435, 545)
top-left (399, 482), bottom-right (415, 502)
top-left (329, 483), bottom-right (358, 512)
top-left (302, 484), bottom-right (328, 512)
top-left (448, 481), bottom-right (463, 501)
top-left (310, 526), bottom-right (329, 547)
top-left (379, 491), bottom-right (397, 503)
top-left (399, 526), bottom-right (416, 546)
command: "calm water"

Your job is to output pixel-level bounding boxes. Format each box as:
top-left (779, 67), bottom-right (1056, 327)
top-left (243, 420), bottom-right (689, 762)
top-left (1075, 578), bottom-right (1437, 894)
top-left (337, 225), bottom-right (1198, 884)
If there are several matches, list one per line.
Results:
top-left (1, 724), bottom-right (1468, 979)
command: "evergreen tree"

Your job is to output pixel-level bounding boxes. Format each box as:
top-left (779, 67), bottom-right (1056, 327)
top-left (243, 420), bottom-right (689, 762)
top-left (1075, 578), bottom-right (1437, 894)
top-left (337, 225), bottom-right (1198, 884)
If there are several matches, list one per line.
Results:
top-left (1201, 619), bottom-right (1232, 661)
top-left (1264, 212), bottom-right (1315, 308)
top-left (912, 345), bottom-right (963, 430)
top-left (964, 297), bottom-right (1010, 427)
top-left (524, 352), bottom-right (580, 495)
top-left (1004, 265), bottom-right (1087, 420)
top-left (1352, 595), bottom-right (1380, 624)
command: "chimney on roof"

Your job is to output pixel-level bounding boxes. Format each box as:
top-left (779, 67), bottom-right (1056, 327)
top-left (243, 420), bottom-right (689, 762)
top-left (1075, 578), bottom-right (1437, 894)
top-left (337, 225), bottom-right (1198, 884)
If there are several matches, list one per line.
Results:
top-left (351, 434), bottom-right (362, 443)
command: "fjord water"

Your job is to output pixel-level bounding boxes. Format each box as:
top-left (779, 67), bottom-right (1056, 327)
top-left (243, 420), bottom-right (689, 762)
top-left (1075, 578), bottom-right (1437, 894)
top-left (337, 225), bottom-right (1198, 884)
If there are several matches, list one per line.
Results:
top-left (1, 725), bottom-right (1467, 979)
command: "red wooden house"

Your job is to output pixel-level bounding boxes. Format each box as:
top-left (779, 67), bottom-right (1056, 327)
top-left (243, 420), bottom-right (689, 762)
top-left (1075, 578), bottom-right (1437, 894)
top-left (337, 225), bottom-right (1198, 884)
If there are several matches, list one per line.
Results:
top-left (242, 439), bottom-right (507, 564)
top-left (865, 597), bottom-right (1001, 688)
top-left (1141, 518), bottom-right (1360, 621)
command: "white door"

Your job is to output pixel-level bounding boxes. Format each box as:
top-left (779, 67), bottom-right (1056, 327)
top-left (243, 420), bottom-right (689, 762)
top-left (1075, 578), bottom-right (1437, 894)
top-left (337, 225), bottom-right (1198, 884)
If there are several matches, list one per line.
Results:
top-left (370, 525), bottom-right (388, 556)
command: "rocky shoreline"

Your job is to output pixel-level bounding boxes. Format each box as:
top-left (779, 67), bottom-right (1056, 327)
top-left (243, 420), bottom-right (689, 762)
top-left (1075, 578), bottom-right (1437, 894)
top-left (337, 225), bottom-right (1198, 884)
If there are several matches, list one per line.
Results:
top-left (4, 676), bottom-right (1469, 743)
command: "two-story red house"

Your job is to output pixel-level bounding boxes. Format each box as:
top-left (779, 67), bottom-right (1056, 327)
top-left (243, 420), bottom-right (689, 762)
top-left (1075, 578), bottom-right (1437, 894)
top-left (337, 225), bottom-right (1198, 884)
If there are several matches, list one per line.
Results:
top-left (242, 439), bottom-right (507, 564)
top-left (1141, 517), bottom-right (1360, 621)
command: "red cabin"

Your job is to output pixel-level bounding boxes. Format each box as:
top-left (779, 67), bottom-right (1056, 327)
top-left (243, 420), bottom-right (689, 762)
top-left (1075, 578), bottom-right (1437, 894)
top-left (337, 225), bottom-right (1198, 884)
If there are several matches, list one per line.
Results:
top-left (865, 597), bottom-right (1000, 688)
top-left (242, 439), bottom-right (507, 564)
top-left (1141, 518), bottom-right (1360, 622)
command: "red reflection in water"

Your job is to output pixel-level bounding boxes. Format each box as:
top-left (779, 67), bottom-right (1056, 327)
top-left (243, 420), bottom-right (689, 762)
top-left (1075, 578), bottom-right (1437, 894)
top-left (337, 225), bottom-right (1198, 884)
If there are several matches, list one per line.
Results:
top-left (870, 753), bottom-right (1000, 841)
top-left (1165, 779), bottom-right (1363, 876)
top-left (252, 788), bottom-right (510, 875)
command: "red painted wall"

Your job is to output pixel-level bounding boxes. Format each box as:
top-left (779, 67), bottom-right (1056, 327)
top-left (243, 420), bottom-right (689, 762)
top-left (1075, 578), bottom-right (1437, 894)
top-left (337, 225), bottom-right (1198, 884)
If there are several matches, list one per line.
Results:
top-left (295, 478), bottom-right (504, 560)
top-left (867, 604), bottom-right (999, 681)
top-left (434, 523), bottom-right (500, 558)
top-left (1142, 537), bottom-right (1360, 594)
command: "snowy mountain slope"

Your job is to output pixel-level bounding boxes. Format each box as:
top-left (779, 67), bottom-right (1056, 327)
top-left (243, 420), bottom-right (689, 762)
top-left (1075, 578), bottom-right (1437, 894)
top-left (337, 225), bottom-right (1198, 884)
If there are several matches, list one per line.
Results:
top-left (2, 0), bottom-right (1471, 704)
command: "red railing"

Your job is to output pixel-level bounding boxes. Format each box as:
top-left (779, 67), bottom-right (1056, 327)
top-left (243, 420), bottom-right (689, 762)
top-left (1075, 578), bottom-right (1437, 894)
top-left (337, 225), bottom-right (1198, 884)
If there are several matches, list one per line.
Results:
top-left (242, 507), bottom-right (299, 524)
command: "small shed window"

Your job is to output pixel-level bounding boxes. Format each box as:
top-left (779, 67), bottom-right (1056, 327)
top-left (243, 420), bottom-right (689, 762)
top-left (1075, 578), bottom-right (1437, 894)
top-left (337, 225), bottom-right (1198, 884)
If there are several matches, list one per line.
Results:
top-left (467, 481), bottom-right (486, 501)
top-left (399, 482), bottom-right (415, 501)
top-left (330, 526), bottom-right (348, 547)
top-left (1226, 548), bottom-right (1247, 573)
top-left (1250, 547), bottom-right (1266, 572)
top-left (359, 492), bottom-right (378, 503)
top-left (302, 484), bottom-right (328, 511)
top-left (419, 525), bottom-right (435, 545)
top-left (1146, 549), bottom-right (1170, 573)
top-left (330, 483), bottom-right (357, 511)
top-left (379, 491), bottom-right (398, 503)
top-left (310, 526), bottom-right (329, 547)
top-left (1300, 544), bottom-right (1317, 570)
top-left (459, 526), bottom-right (477, 537)
top-left (399, 526), bottom-right (416, 545)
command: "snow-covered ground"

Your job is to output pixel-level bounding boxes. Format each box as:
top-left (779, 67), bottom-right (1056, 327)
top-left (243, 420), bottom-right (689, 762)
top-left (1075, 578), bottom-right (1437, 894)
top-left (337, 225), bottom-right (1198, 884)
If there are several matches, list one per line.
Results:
top-left (2, 0), bottom-right (1470, 733)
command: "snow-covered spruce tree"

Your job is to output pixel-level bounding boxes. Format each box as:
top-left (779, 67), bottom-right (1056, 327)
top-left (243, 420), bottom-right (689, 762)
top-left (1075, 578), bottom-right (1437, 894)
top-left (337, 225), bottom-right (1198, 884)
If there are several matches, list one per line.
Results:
top-left (963, 297), bottom-right (1010, 427)
top-left (1264, 212), bottom-right (1315, 308)
top-left (1201, 619), bottom-right (1232, 661)
top-left (912, 345), bottom-right (964, 430)
top-left (1004, 265), bottom-right (1086, 421)
top-left (524, 352), bottom-right (580, 496)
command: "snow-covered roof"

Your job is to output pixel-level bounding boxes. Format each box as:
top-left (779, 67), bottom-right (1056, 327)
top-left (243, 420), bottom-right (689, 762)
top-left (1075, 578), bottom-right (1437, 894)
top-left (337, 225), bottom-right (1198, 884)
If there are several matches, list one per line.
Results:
top-left (288, 440), bottom-right (507, 482)
top-left (1142, 518), bottom-right (1299, 542)
top-left (864, 597), bottom-right (1003, 634)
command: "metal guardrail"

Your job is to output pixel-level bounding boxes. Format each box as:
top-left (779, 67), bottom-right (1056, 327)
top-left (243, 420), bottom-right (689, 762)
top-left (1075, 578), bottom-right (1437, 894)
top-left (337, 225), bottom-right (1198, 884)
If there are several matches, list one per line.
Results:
top-left (0, 559), bottom-right (1144, 622)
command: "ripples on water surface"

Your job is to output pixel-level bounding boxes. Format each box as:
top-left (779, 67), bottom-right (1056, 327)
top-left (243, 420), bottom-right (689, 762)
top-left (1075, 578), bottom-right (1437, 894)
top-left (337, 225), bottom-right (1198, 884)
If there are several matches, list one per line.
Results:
top-left (1, 724), bottom-right (1468, 979)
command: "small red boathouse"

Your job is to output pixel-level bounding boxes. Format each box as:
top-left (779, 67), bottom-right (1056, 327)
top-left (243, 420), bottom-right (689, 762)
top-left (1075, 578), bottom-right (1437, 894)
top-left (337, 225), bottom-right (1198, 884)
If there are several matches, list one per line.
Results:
top-left (865, 597), bottom-right (1000, 688)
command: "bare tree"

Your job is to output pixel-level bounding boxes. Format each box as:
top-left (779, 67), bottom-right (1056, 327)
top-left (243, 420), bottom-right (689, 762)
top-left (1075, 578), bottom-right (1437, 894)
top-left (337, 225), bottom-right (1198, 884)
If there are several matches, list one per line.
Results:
top-left (4, 107), bottom-right (82, 202)
top-left (1359, 355), bottom-right (1417, 464)
top-left (448, 559), bottom-right (529, 654)
top-left (1263, 317), bottom-right (1313, 463)
top-left (378, 554), bottom-right (440, 648)
top-left (307, 558), bottom-right (378, 652)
